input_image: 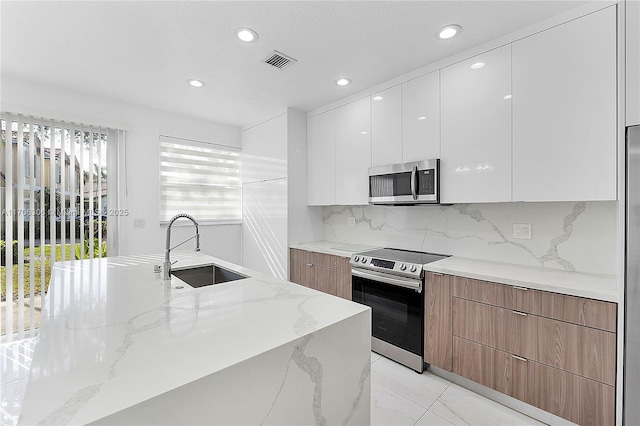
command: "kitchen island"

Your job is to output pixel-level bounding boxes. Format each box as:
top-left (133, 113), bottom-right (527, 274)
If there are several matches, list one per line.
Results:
top-left (17, 252), bottom-right (371, 425)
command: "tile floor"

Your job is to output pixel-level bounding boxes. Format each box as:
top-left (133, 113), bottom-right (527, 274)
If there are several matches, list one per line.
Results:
top-left (370, 352), bottom-right (545, 426)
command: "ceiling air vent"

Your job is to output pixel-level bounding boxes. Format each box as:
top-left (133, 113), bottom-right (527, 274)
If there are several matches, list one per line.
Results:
top-left (262, 50), bottom-right (297, 70)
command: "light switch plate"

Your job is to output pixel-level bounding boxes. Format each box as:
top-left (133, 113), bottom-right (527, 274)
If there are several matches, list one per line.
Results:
top-left (347, 217), bottom-right (356, 227)
top-left (513, 223), bottom-right (532, 240)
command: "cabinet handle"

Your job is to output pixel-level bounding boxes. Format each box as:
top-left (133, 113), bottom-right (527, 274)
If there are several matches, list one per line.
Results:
top-left (512, 310), bottom-right (528, 317)
top-left (512, 355), bottom-right (527, 362)
top-left (432, 273), bottom-right (444, 276)
top-left (512, 286), bottom-right (528, 291)
top-left (306, 263), bottom-right (313, 267)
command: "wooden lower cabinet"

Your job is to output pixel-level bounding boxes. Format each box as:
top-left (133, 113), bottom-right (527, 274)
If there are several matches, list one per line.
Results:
top-left (424, 272), bottom-right (453, 371)
top-left (289, 248), bottom-right (352, 299)
top-left (454, 337), bottom-right (614, 426)
top-left (336, 256), bottom-right (352, 300)
top-left (448, 274), bottom-right (617, 425)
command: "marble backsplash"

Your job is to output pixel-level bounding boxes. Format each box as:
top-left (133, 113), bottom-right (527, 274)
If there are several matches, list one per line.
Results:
top-left (323, 201), bottom-right (618, 275)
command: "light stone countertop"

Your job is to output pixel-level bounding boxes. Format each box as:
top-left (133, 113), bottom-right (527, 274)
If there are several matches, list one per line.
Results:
top-left (291, 241), bottom-right (618, 303)
top-left (17, 251), bottom-right (370, 425)
top-left (424, 256), bottom-right (618, 303)
top-left (289, 241), bottom-right (381, 258)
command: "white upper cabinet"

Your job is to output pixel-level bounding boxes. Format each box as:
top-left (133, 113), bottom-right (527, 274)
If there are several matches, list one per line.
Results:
top-left (402, 71), bottom-right (440, 162)
top-left (261, 113), bottom-right (288, 181)
top-left (628, 0), bottom-right (640, 126)
top-left (241, 113), bottom-right (287, 183)
top-left (512, 6), bottom-right (617, 201)
top-left (440, 45), bottom-right (512, 203)
top-left (241, 125), bottom-right (262, 184)
top-left (371, 85), bottom-right (402, 166)
top-left (335, 97), bottom-right (371, 205)
top-left (307, 110), bottom-right (336, 205)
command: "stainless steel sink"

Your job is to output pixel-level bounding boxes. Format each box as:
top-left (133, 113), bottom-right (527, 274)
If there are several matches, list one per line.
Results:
top-left (171, 265), bottom-right (248, 288)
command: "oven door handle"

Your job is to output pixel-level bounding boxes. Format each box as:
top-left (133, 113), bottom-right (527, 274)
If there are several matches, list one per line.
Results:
top-left (352, 268), bottom-right (422, 292)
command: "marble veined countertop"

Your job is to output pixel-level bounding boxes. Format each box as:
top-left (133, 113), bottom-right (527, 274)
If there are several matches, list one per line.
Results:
top-left (290, 241), bottom-right (380, 258)
top-left (291, 241), bottom-right (618, 302)
top-left (424, 256), bottom-right (618, 303)
top-left (17, 251), bottom-right (370, 425)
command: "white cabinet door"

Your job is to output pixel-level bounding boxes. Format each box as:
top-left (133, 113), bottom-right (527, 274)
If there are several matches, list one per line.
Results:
top-left (628, 0), bottom-right (640, 126)
top-left (440, 45), bottom-right (512, 203)
top-left (262, 178), bottom-right (288, 280)
top-left (512, 6), bottom-right (617, 201)
top-left (307, 110), bottom-right (336, 205)
top-left (241, 181), bottom-right (264, 272)
top-left (242, 114), bottom-right (287, 183)
top-left (261, 113), bottom-right (288, 181)
top-left (335, 97), bottom-right (371, 205)
top-left (371, 85), bottom-right (402, 166)
top-left (241, 125), bottom-right (262, 184)
top-left (403, 71), bottom-right (440, 162)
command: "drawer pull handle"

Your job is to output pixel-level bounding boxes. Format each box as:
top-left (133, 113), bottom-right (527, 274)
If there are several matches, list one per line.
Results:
top-left (306, 263), bottom-right (313, 267)
top-left (512, 310), bottom-right (528, 317)
top-left (512, 355), bottom-right (527, 362)
top-left (512, 286), bottom-right (528, 291)
top-left (433, 273), bottom-right (444, 276)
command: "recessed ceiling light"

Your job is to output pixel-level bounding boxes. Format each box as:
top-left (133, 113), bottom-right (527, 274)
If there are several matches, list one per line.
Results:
top-left (470, 62), bottom-right (485, 69)
top-left (187, 79), bottom-right (206, 88)
top-left (236, 27), bottom-right (258, 43)
top-left (437, 24), bottom-right (462, 40)
top-left (503, 94), bottom-right (513, 100)
top-left (360, 131), bottom-right (368, 135)
top-left (336, 78), bottom-right (351, 86)
top-left (417, 116), bottom-right (427, 120)
top-left (372, 95), bottom-right (384, 101)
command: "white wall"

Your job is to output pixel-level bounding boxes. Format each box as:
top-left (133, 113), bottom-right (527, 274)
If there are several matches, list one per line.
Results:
top-left (1, 76), bottom-right (242, 263)
top-left (324, 201), bottom-right (618, 276)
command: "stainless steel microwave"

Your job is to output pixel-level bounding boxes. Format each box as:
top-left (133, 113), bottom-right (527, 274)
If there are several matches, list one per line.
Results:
top-left (368, 159), bottom-right (440, 205)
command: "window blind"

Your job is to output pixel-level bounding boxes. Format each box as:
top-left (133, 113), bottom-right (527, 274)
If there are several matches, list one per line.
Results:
top-left (159, 136), bottom-right (241, 225)
top-left (1, 113), bottom-right (115, 341)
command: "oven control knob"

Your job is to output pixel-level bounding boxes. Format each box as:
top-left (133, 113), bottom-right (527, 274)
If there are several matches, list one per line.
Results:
top-left (400, 263), bottom-right (407, 270)
top-left (361, 257), bottom-right (367, 263)
top-left (353, 255), bottom-right (360, 262)
top-left (410, 265), bottom-right (417, 273)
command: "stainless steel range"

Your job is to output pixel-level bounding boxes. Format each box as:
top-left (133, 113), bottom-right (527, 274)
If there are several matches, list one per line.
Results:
top-left (350, 248), bottom-right (448, 372)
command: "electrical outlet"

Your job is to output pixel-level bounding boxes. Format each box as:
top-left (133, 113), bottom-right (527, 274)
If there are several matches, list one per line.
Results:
top-left (347, 217), bottom-right (356, 227)
top-left (134, 218), bottom-right (145, 228)
top-left (513, 223), bottom-right (532, 240)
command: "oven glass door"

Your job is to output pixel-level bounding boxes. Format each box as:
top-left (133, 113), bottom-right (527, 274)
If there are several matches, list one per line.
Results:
top-left (352, 271), bottom-right (423, 356)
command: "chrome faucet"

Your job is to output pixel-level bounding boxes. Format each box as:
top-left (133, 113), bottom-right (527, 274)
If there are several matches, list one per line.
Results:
top-left (163, 213), bottom-right (200, 280)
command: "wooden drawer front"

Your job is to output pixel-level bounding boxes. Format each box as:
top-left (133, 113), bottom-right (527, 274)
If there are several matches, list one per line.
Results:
top-left (536, 316), bottom-right (616, 386)
top-left (531, 290), bottom-right (617, 332)
top-left (454, 336), bottom-right (499, 390)
top-left (453, 276), bottom-right (531, 312)
top-left (290, 259), bottom-right (305, 285)
top-left (454, 338), bottom-right (614, 426)
top-left (290, 248), bottom-right (308, 262)
top-left (308, 251), bottom-right (338, 269)
top-left (529, 361), bottom-right (615, 426)
top-left (315, 266), bottom-right (337, 296)
top-left (453, 298), bottom-right (537, 358)
top-left (453, 337), bottom-right (518, 396)
top-left (425, 273), bottom-right (454, 371)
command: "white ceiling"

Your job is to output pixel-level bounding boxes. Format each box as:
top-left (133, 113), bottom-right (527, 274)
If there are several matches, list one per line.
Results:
top-left (1, 1), bottom-right (589, 129)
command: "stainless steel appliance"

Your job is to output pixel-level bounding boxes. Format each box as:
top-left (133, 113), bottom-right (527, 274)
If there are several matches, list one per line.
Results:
top-left (350, 248), bottom-right (448, 372)
top-left (368, 159), bottom-right (440, 205)
top-left (624, 125), bottom-right (640, 425)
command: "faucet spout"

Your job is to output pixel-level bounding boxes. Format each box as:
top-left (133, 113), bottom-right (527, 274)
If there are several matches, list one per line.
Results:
top-left (163, 213), bottom-right (200, 280)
